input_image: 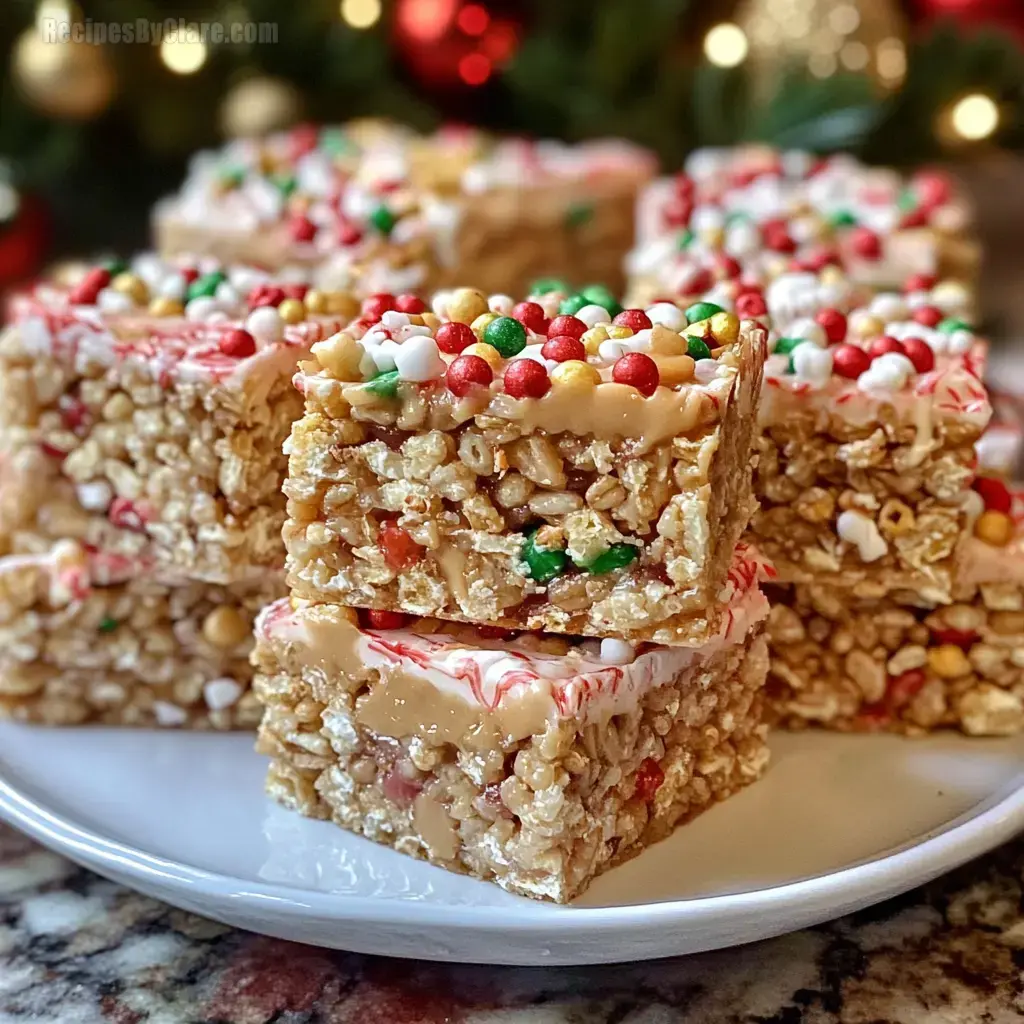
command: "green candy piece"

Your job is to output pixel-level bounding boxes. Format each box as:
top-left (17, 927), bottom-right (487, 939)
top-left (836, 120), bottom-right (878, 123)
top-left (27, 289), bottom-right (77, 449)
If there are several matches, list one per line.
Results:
top-left (530, 277), bottom-right (568, 295)
top-left (319, 127), bottom-right (356, 156)
top-left (581, 543), bottom-right (639, 575)
top-left (786, 355), bottom-right (796, 375)
top-left (484, 316), bottom-right (527, 358)
top-left (724, 211), bottom-right (749, 226)
top-left (686, 336), bottom-right (712, 360)
top-left (773, 337), bottom-right (801, 356)
top-left (580, 284), bottom-right (621, 317)
top-left (565, 201), bottom-right (594, 228)
top-left (829, 210), bottom-right (858, 228)
top-left (187, 270), bottom-right (227, 302)
top-left (217, 167), bottom-right (245, 189)
top-left (369, 205), bottom-right (396, 236)
top-left (676, 229), bottom-right (694, 251)
top-left (271, 173), bottom-right (297, 197)
top-left (98, 616), bottom-right (119, 634)
top-left (522, 530), bottom-right (568, 583)
top-left (364, 369), bottom-right (400, 398)
top-left (684, 301), bottom-right (724, 324)
top-left (938, 317), bottom-right (972, 335)
top-left (102, 259), bottom-right (128, 277)
top-left (897, 189), bottom-right (918, 213)
top-left (559, 293), bottom-right (590, 316)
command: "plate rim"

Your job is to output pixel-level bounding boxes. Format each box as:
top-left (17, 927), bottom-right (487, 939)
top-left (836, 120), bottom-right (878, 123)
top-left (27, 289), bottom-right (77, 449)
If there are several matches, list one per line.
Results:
top-left (1, 730), bottom-right (1023, 933)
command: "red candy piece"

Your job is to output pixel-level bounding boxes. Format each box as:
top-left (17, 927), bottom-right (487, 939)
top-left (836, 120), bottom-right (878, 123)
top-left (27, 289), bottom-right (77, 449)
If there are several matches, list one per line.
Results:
top-left (674, 174), bottom-right (695, 200)
top-left (634, 758), bottom-right (664, 802)
top-left (108, 497), bottom-right (148, 533)
top-left (762, 219), bottom-right (796, 254)
top-left (973, 476), bottom-right (1012, 513)
top-left (542, 336), bottom-right (586, 363)
top-left (662, 196), bottom-right (693, 229)
top-left (869, 336), bottom-right (906, 359)
top-left (832, 344), bottom-right (872, 379)
top-left (914, 170), bottom-right (951, 208)
top-left (180, 267), bottom-right (199, 284)
top-left (735, 291), bottom-right (767, 318)
top-left (814, 308), bottom-right (847, 344)
top-left (379, 520), bottom-right (422, 570)
top-left (905, 273), bottom-right (937, 294)
top-left (58, 395), bottom-right (89, 434)
top-left (337, 221), bottom-right (363, 247)
top-left (612, 308), bottom-right (653, 332)
top-left (365, 609), bottom-right (410, 630)
top-left (39, 441), bottom-right (68, 461)
top-left (850, 227), bottom-right (882, 260)
top-left (713, 254), bottom-right (742, 280)
top-left (69, 267), bottom-right (111, 305)
top-left (220, 328), bottom-right (257, 358)
top-left (446, 354), bottom-right (493, 396)
top-left (547, 315), bottom-right (586, 341)
top-left (282, 283), bottom-right (308, 301)
top-left (612, 352), bottom-right (660, 396)
top-left (248, 284), bottom-right (286, 309)
top-left (886, 670), bottom-right (926, 710)
top-left (361, 293), bottom-right (396, 321)
top-left (902, 337), bottom-right (935, 374)
top-left (434, 321), bottom-right (475, 354)
top-left (511, 301), bottom-right (548, 334)
top-left (289, 215), bottom-right (317, 243)
top-left (503, 359), bottom-right (550, 399)
top-left (931, 627), bottom-right (978, 650)
top-left (912, 305), bottom-right (943, 328)
top-left (899, 208), bottom-right (929, 230)
top-left (394, 294), bottom-right (427, 314)
top-left (800, 245), bottom-right (841, 273)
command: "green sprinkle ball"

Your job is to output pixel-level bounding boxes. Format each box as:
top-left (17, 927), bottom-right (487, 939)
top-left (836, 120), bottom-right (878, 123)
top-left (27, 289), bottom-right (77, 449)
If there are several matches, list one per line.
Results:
top-left (580, 284), bottom-right (621, 317)
top-left (830, 210), bottom-right (858, 228)
top-left (522, 530), bottom-right (568, 583)
top-left (187, 270), bottom-right (227, 302)
top-left (530, 277), bottom-right (569, 295)
top-left (483, 316), bottom-right (527, 358)
top-left (271, 173), bottom-right (297, 197)
top-left (686, 336), bottom-right (712, 360)
top-left (938, 317), bottom-right (972, 335)
top-left (364, 369), bottom-right (400, 398)
top-left (773, 337), bottom-right (802, 356)
top-left (98, 616), bottom-right (119, 634)
top-left (369, 205), bottom-right (396, 236)
top-left (684, 301), bottom-right (723, 324)
top-left (559, 293), bottom-right (591, 316)
top-left (583, 543), bottom-right (639, 575)
top-left (102, 259), bottom-right (128, 277)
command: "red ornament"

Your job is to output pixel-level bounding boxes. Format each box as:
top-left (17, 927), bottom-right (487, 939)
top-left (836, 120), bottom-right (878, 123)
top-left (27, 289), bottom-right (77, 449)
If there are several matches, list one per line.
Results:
top-left (365, 609), bottom-right (411, 630)
top-left (288, 215), bottom-right (317, 243)
top-left (379, 520), bottom-right (423, 570)
top-left (832, 344), bottom-right (872, 379)
top-left (542, 336), bottom-right (585, 363)
top-left (905, 273), bottom-right (937, 294)
top-left (735, 291), bottom-right (767, 318)
top-left (69, 267), bottom-right (110, 305)
top-left (612, 352), bottom-right (660, 396)
top-left (220, 329), bottom-right (257, 358)
top-left (850, 227), bottom-right (882, 260)
top-left (361, 293), bottom-right (396, 321)
top-left (434, 321), bottom-right (476, 354)
top-left (248, 284), bottom-right (286, 309)
top-left (613, 309), bottom-right (653, 333)
top-left (503, 358), bottom-right (550, 399)
top-left (547, 315), bottom-right (586, 341)
top-left (973, 476), bottom-right (1013, 513)
top-left (511, 301), bottom-right (547, 334)
top-left (814, 308), bottom-right (847, 344)
top-left (912, 305), bottom-right (944, 328)
top-left (634, 757), bottom-right (664, 802)
top-left (902, 337), bottom-right (936, 374)
top-left (446, 354), bottom-right (493, 396)
top-left (395, 294), bottom-right (427, 314)
top-left (869, 336), bottom-right (906, 359)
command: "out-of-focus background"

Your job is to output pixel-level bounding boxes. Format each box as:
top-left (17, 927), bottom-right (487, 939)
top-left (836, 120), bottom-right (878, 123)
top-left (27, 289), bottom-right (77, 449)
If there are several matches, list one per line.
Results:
top-left (0, 0), bottom-right (1023, 322)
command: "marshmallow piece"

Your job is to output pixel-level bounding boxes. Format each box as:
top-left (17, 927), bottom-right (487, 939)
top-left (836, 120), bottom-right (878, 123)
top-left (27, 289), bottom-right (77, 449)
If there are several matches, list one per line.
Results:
top-left (837, 510), bottom-right (888, 562)
top-left (431, 290), bottom-right (452, 319)
top-left (600, 638), bottom-right (636, 665)
top-left (598, 338), bottom-right (634, 363)
top-left (185, 296), bottom-right (221, 322)
top-left (575, 304), bottom-right (611, 329)
top-left (96, 288), bottom-right (134, 313)
top-left (204, 677), bottom-right (243, 710)
top-left (394, 335), bottom-right (445, 382)
top-left (153, 701), bottom-right (189, 727)
top-left (791, 341), bottom-right (834, 387)
top-left (857, 352), bottom-right (915, 393)
top-left (380, 310), bottom-right (411, 330)
top-left (694, 358), bottom-right (722, 384)
top-left (691, 205), bottom-right (725, 233)
top-left (75, 480), bottom-right (113, 512)
top-left (488, 294), bottom-right (515, 315)
top-left (371, 339), bottom-right (400, 373)
top-left (245, 305), bottom-right (284, 344)
top-left (869, 292), bottom-right (908, 321)
top-left (646, 302), bottom-right (687, 332)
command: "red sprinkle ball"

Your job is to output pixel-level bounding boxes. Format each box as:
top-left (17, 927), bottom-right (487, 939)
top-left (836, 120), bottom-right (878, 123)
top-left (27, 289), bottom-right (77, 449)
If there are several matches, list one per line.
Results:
top-left (542, 336), bottom-right (586, 363)
top-left (901, 337), bottom-right (935, 374)
top-left (446, 354), bottom-right (493, 397)
top-left (973, 476), bottom-right (1012, 514)
top-left (814, 308), bottom-right (847, 344)
top-left (547, 315), bottom-right (586, 341)
top-left (361, 293), bottom-right (395, 321)
top-left (434, 321), bottom-right (476, 355)
top-left (248, 284), bottom-right (286, 309)
top-left (832, 344), bottom-right (872, 380)
top-left (503, 359), bottom-right (551, 399)
top-left (905, 273), bottom-right (937, 294)
top-left (612, 308), bottom-right (653, 332)
top-left (868, 336), bottom-right (906, 359)
top-left (850, 227), bottom-right (882, 260)
top-left (912, 305), bottom-right (944, 328)
top-left (612, 352), bottom-right (660, 396)
top-left (379, 520), bottom-right (423, 570)
top-left (219, 328), bottom-right (257, 358)
top-left (289, 215), bottom-right (317, 243)
top-left (394, 294), bottom-right (427, 314)
top-left (282, 283), bottom-right (308, 301)
top-left (364, 609), bottom-right (410, 630)
top-left (713, 254), bottom-right (742, 280)
top-left (735, 291), bottom-right (767, 318)
top-left (634, 757), bottom-right (665, 802)
top-left (511, 301), bottom-right (548, 334)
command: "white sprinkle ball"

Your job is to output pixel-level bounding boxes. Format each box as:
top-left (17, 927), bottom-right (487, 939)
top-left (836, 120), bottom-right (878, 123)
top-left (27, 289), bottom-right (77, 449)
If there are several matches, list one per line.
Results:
top-left (158, 272), bottom-right (188, 301)
top-left (600, 638), bottom-right (636, 665)
top-left (431, 289), bottom-right (452, 319)
top-left (790, 341), bottom-right (834, 387)
top-left (645, 302), bottom-right (687, 331)
top-left (488, 294), bottom-right (515, 315)
top-left (869, 293), bottom-right (908, 321)
top-left (575, 304), bottom-right (611, 329)
top-left (788, 318), bottom-right (828, 347)
top-left (185, 296), bottom-right (221, 322)
top-left (245, 305), bottom-right (284, 344)
top-left (96, 288), bottom-right (134, 313)
top-left (948, 328), bottom-right (975, 355)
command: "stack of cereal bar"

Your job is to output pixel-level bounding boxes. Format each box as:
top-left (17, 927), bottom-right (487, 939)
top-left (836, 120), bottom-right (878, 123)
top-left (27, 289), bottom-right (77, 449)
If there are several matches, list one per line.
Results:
top-left (253, 283), bottom-right (774, 901)
top-left (0, 254), bottom-right (358, 726)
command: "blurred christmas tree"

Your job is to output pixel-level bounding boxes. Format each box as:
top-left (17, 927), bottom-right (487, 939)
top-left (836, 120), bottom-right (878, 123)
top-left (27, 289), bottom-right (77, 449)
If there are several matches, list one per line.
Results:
top-left (0, 0), bottom-right (1023, 260)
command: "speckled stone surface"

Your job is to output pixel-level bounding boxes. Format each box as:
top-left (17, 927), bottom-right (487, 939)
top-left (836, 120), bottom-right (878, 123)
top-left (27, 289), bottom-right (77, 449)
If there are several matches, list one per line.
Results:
top-left (1, 825), bottom-right (1023, 1023)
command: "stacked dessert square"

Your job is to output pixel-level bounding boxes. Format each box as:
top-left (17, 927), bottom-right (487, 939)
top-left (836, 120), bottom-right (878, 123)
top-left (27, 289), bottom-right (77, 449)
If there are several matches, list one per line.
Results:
top-left (255, 283), bottom-right (774, 901)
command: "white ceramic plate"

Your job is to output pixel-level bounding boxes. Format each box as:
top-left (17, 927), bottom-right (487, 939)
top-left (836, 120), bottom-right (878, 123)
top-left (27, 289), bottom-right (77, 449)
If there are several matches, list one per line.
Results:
top-left (0, 723), bottom-right (1022, 966)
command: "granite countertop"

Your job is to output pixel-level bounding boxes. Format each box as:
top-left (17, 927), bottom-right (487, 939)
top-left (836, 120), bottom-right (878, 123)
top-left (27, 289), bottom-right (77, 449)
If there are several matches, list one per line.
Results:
top-left (1, 822), bottom-right (1022, 1023)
